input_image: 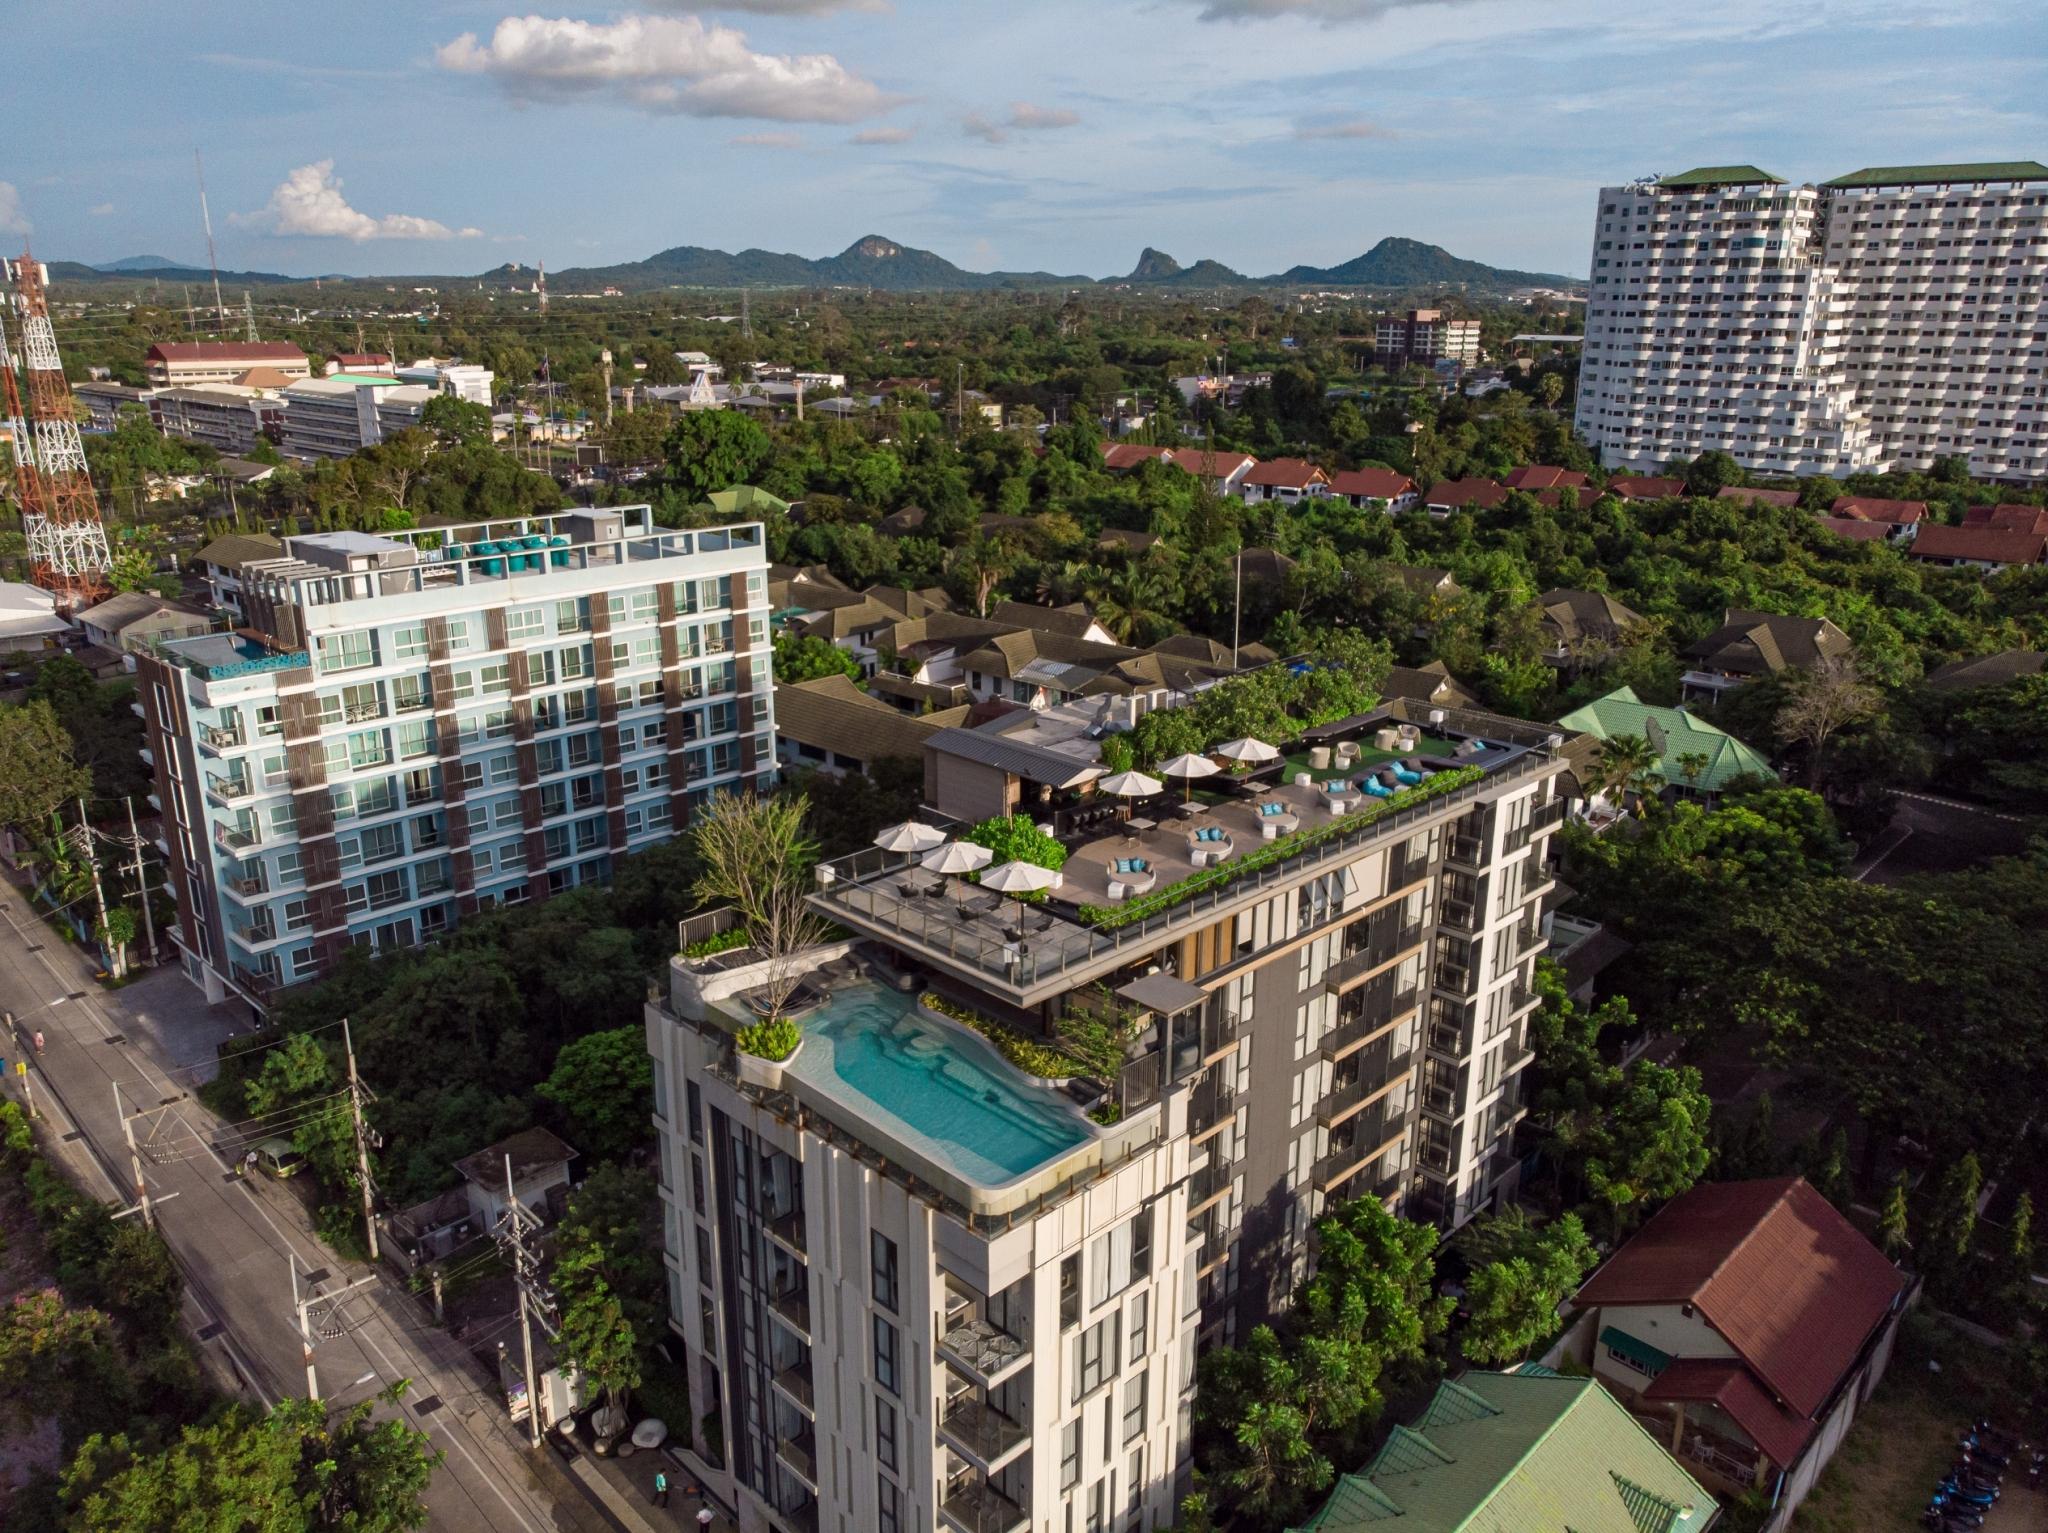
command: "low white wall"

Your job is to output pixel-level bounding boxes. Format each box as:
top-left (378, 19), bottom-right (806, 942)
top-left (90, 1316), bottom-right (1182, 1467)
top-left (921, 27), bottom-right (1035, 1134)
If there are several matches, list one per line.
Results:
top-left (668, 939), bottom-right (861, 1022)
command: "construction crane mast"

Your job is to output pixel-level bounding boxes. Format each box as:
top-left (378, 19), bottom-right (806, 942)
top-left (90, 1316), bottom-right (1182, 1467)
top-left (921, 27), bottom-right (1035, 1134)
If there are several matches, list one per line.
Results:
top-left (4, 251), bottom-right (113, 608)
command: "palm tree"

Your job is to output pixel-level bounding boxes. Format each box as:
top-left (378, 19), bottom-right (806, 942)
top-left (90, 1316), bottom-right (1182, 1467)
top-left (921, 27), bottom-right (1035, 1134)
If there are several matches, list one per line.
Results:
top-left (1090, 563), bottom-right (1171, 644)
top-left (1674, 750), bottom-right (1711, 793)
top-left (1593, 733), bottom-right (1660, 814)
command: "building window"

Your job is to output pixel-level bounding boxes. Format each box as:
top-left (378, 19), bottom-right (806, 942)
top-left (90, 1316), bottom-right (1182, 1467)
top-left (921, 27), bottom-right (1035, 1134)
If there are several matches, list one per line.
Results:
top-left (1060, 1253), bottom-right (1081, 1330)
top-left (1122, 1370), bottom-right (1147, 1443)
top-left (873, 1315), bottom-right (899, 1396)
top-left (871, 1230), bottom-right (898, 1314)
top-left (694, 1224), bottom-right (712, 1285)
top-left (875, 1397), bottom-right (897, 1472)
top-left (1127, 1291), bottom-right (1149, 1360)
top-left (316, 630), bottom-right (376, 673)
top-left (1061, 1418), bottom-right (1082, 1490)
top-left (1091, 1210), bottom-right (1151, 1304)
top-left (877, 1475), bottom-right (899, 1533)
top-left (1073, 1314), bottom-right (1118, 1401)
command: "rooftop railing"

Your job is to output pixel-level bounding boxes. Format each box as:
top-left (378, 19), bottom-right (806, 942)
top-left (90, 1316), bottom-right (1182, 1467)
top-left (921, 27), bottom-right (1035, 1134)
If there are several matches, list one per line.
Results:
top-left (813, 751), bottom-right (1552, 994)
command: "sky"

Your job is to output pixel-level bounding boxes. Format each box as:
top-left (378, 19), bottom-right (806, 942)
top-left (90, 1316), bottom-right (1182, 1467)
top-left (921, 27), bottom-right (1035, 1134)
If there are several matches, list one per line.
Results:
top-left (4, 0), bottom-right (2044, 282)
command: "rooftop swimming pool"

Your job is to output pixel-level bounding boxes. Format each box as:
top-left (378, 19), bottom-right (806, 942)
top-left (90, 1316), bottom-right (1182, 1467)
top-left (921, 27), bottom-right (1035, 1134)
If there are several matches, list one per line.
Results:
top-left (783, 983), bottom-right (1090, 1189)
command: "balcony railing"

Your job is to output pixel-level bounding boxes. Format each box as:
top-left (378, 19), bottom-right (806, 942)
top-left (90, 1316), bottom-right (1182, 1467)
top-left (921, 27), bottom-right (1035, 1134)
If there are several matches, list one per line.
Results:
top-left (940, 1481), bottom-right (1029, 1533)
top-left (1420, 1079), bottom-right (1459, 1119)
top-left (199, 722), bottom-right (244, 751)
top-left (1426, 1021), bottom-right (1467, 1059)
top-left (769, 1284), bottom-right (812, 1342)
top-left (771, 1364), bottom-right (814, 1417)
top-left (774, 1428), bottom-right (818, 1492)
top-left (1188, 1151), bottom-right (1235, 1211)
top-left (938, 1397), bottom-right (1031, 1472)
top-left (206, 773), bottom-right (252, 801)
top-left (765, 1208), bottom-right (807, 1257)
top-left (1444, 834), bottom-right (1485, 868)
top-left (217, 823), bottom-right (262, 852)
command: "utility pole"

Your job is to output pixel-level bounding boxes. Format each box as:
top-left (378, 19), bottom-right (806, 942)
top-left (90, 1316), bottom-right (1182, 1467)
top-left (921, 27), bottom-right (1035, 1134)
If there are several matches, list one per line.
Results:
top-left (495, 1155), bottom-right (555, 1446)
top-left (740, 287), bottom-right (750, 340)
top-left (600, 348), bottom-right (614, 428)
top-left (123, 797), bottom-right (157, 964)
top-left (291, 1256), bottom-right (318, 1400)
top-left (243, 291), bottom-right (258, 344)
top-left (342, 1018), bottom-right (380, 1261)
top-left (77, 798), bottom-right (113, 975)
top-left (114, 1082), bottom-right (154, 1229)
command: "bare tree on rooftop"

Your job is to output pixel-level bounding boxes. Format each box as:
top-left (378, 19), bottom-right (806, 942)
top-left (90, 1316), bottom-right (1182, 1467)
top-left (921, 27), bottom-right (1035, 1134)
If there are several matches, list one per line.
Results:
top-left (692, 789), bottom-right (830, 1020)
top-left (1776, 655), bottom-right (1881, 786)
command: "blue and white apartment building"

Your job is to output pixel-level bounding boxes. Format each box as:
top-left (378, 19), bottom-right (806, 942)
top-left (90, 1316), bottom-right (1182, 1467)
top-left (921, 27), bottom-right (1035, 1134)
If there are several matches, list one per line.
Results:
top-left (138, 506), bottom-right (774, 1006)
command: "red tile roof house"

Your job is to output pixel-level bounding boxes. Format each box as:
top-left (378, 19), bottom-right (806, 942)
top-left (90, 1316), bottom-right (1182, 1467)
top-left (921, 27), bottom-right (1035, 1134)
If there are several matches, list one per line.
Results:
top-left (1237, 457), bottom-right (1330, 503)
top-left (1098, 442), bottom-right (1177, 473)
top-left (1566, 1177), bottom-right (1912, 1520)
top-left (1423, 477), bottom-right (1508, 514)
top-left (1962, 502), bottom-right (2048, 536)
top-left (1502, 464), bottom-right (1591, 493)
top-left (1607, 475), bottom-right (1687, 501)
top-left (1325, 467), bottom-right (1417, 512)
top-left (1906, 523), bottom-right (2048, 570)
top-left (1716, 486), bottom-right (1802, 509)
top-left (1830, 495), bottom-right (1924, 543)
top-left (1815, 516), bottom-right (1893, 543)
top-left (1170, 448), bottom-right (1257, 496)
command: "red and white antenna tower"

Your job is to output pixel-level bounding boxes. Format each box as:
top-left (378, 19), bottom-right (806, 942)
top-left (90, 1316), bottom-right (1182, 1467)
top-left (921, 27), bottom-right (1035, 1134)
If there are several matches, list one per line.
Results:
top-left (3, 251), bottom-right (113, 608)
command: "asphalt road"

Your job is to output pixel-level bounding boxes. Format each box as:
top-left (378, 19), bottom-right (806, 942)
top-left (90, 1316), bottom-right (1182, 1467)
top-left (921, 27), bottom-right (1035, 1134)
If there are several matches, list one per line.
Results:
top-left (0, 882), bottom-right (598, 1533)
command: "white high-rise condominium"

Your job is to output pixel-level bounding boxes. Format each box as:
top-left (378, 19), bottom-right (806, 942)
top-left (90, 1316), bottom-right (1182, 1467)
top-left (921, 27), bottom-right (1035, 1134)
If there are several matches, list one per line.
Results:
top-left (139, 507), bottom-right (774, 1006)
top-left (1575, 161), bottom-right (2048, 480)
top-left (647, 693), bottom-right (1568, 1533)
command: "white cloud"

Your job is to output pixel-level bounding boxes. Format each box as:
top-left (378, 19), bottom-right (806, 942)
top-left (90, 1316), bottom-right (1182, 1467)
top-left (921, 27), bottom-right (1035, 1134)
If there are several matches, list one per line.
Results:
top-left (1186, 0), bottom-right (1482, 21)
top-left (852, 126), bottom-right (915, 144)
top-left (1007, 101), bottom-right (1080, 130)
top-left (962, 102), bottom-right (1080, 143)
top-left (88, 202), bottom-right (115, 216)
top-left (232, 162), bottom-right (482, 241)
top-left (648, 0), bottom-right (888, 12)
top-left (0, 182), bottom-right (30, 235)
top-left (1294, 117), bottom-right (1396, 140)
top-left (729, 130), bottom-right (803, 147)
top-left (436, 14), bottom-right (901, 122)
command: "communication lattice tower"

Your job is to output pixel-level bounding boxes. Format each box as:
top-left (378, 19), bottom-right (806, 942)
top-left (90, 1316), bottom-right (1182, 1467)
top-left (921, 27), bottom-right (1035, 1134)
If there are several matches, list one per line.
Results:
top-left (2, 252), bottom-right (113, 607)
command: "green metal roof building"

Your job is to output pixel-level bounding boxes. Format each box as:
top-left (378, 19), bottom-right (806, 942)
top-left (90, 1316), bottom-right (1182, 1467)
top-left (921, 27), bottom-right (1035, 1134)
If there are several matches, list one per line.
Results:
top-left (1655, 166), bottom-right (1784, 188)
top-left (1291, 1369), bottom-right (1718, 1532)
top-left (1554, 686), bottom-right (1775, 797)
top-left (1824, 161), bottom-right (2048, 188)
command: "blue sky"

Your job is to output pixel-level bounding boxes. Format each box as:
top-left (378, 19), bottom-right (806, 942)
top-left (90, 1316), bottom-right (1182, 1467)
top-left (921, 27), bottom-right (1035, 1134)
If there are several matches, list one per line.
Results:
top-left (5, 0), bottom-right (2043, 281)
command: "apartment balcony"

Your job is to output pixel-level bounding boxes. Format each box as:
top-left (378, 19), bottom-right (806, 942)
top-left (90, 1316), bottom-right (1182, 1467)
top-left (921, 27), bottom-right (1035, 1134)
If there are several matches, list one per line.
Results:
top-left (770, 1364), bottom-right (814, 1420)
top-left (765, 1500), bottom-right (819, 1533)
top-left (768, 1283), bottom-right (812, 1345)
top-left (1312, 1129), bottom-right (1400, 1195)
top-left (937, 1318), bottom-right (1030, 1391)
top-left (765, 1208), bottom-right (807, 1259)
top-left (198, 722), bottom-right (245, 753)
top-left (1433, 960), bottom-right (1477, 998)
top-left (1200, 1009), bottom-right (1241, 1066)
top-left (938, 1397), bottom-right (1031, 1475)
top-left (1443, 834), bottom-right (1486, 869)
top-left (1317, 1056), bottom-right (1412, 1128)
top-left (224, 869), bottom-right (268, 901)
top-left (1187, 1150), bottom-right (1235, 1214)
top-left (774, 1428), bottom-right (818, 1494)
top-left (1189, 1075), bottom-right (1238, 1140)
top-left (1438, 897), bottom-right (1482, 935)
top-left (1324, 926), bottom-right (1423, 994)
top-left (205, 772), bottom-right (252, 802)
top-left (217, 823), bottom-right (262, 853)
top-left (940, 1480), bottom-right (1029, 1533)
top-left (1420, 1077), bottom-right (1460, 1122)
top-left (1320, 1001), bottom-right (1398, 1062)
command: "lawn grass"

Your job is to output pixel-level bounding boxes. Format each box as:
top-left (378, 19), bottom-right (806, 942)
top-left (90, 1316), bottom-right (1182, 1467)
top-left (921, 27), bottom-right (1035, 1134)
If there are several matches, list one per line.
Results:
top-left (1791, 1310), bottom-right (2024, 1532)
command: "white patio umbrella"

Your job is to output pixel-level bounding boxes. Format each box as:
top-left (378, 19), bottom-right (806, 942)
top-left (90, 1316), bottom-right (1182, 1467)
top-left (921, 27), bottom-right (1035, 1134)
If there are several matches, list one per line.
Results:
top-left (1213, 737), bottom-right (1281, 764)
top-left (1156, 752), bottom-right (1220, 804)
top-left (980, 859), bottom-right (1060, 896)
top-left (921, 840), bottom-right (994, 876)
top-left (873, 820), bottom-right (947, 855)
top-left (1097, 768), bottom-right (1165, 824)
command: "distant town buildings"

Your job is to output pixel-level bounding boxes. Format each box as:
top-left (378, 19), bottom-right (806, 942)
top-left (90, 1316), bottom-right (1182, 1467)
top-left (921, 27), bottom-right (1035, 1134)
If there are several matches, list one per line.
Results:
top-left (145, 341), bottom-right (311, 388)
top-left (1375, 308), bottom-right (1482, 369)
top-left (1575, 161), bottom-right (2048, 480)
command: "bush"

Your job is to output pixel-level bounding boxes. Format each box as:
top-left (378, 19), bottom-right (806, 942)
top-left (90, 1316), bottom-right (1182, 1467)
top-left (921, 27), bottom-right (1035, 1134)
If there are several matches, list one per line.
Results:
top-left (681, 927), bottom-right (748, 959)
top-left (920, 992), bottom-right (1084, 1078)
top-left (735, 1017), bottom-right (801, 1061)
top-left (963, 814), bottom-right (1068, 872)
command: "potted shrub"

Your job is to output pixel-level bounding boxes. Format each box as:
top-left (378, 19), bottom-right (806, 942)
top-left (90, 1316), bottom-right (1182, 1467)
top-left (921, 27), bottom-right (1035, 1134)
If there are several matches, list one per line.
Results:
top-left (735, 1016), bottom-right (802, 1088)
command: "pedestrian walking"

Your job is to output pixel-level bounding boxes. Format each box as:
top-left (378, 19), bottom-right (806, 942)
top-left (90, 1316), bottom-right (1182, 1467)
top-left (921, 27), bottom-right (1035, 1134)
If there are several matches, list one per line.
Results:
top-left (32, 1031), bottom-right (43, 1054)
top-left (243, 1149), bottom-right (258, 1178)
top-left (653, 1470), bottom-right (670, 1508)
top-left (696, 1506), bottom-right (713, 1531)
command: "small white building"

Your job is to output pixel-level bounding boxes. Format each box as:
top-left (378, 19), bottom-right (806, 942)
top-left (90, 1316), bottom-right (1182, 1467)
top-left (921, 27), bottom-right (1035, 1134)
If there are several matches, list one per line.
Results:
top-left (395, 359), bottom-right (496, 407)
top-left (453, 1127), bottom-right (578, 1233)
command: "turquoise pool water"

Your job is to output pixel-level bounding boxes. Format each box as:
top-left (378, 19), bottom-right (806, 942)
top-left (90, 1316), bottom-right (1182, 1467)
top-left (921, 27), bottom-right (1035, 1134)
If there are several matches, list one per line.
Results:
top-left (785, 984), bottom-right (1089, 1187)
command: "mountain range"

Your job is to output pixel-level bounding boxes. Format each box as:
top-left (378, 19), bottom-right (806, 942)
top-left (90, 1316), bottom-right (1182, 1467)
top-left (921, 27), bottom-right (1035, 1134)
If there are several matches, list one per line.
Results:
top-left (49, 234), bottom-right (1577, 295)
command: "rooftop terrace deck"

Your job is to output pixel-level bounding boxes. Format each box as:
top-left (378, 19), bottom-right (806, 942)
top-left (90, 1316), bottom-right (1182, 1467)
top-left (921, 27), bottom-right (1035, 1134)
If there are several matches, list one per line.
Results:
top-left (813, 705), bottom-right (1560, 1002)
